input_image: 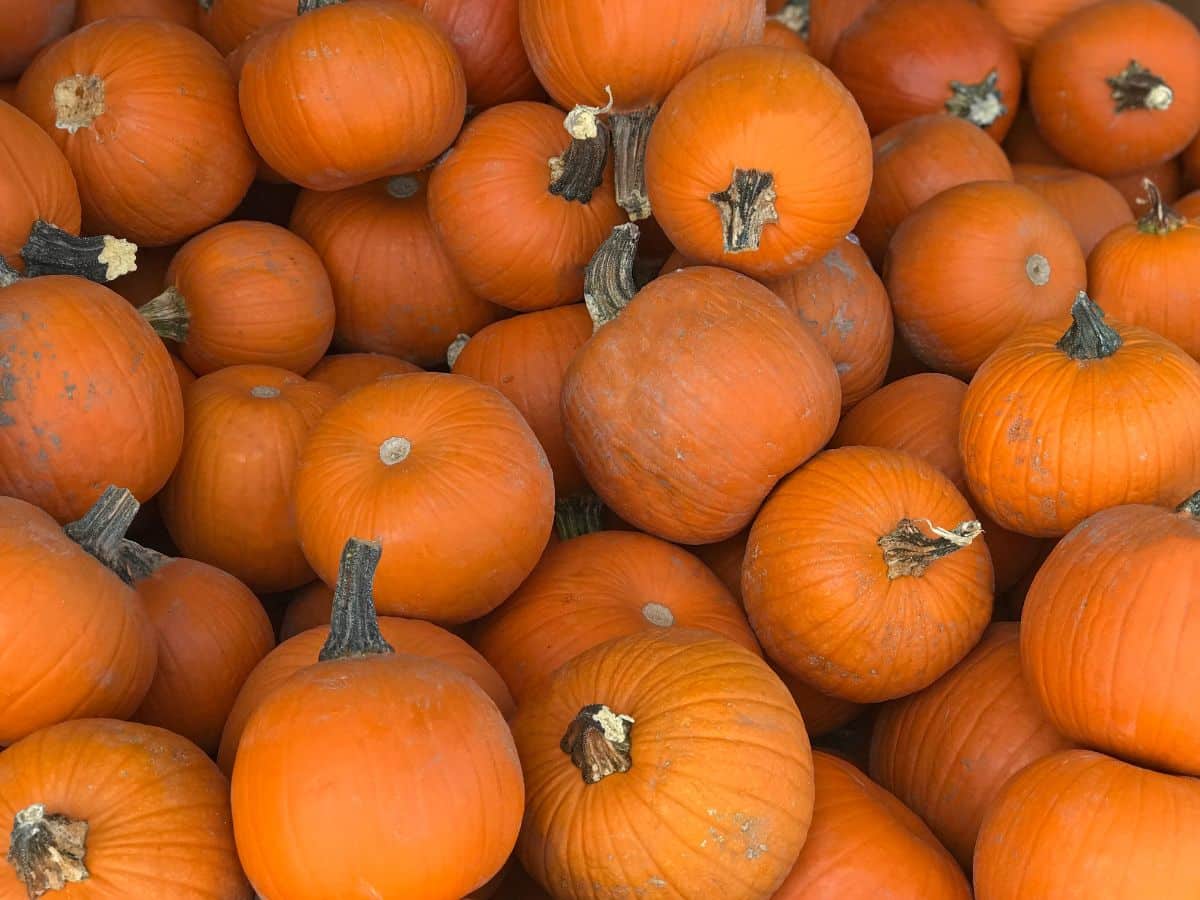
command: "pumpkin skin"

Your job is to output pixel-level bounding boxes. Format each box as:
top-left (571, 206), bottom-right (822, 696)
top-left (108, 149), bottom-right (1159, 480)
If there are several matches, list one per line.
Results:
top-left (646, 47), bottom-right (872, 278)
top-left (513, 629), bottom-right (814, 899)
top-left (291, 176), bottom-right (500, 367)
top-left (744, 446), bottom-right (994, 703)
top-left (1106, 156), bottom-right (1183, 212)
top-left (831, 0), bottom-right (1022, 140)
top-left (278, 581), bottom-right (335, 641)
top-left (0, 498), bottom-right (156, 746)
top-left (169, 354), bottom-right (196, 392)
top-left (974, 750), bottom-right (1200, 899)
top-left (15, 18), bottom-right (255, 247)
top-left (773, 751), bottom-right (971, 899)
top-left (305, 352), bottom-right (421, 396)
top-left (198, 0), bottom-right (293, 54)
top-left (471, 530), bottom-right (759, 704)
top-left (1014, 163), bottom-right (1134, 254)
top-left (451, 304), bottom-right (592, 495)
top-left (762, 19), bottom-right (808, 51)
top-left (856, 113), bottom-right (1014, 267)
top-left (0, 277), bottom-right (183, 523)
top-left (1002, 102), bottom-right (1068, 166)
top-left (807, 0), bottom-right (875, 64)
top-left (774, 670), bottom-right (865, 739)
top-left (563, 267), bottom-right (841, 545)
top-left (869, 623), bottom-right (1072, 870)
top-left (978, 0), bottom-right (1102, 64)
top-left (74, 0), bottom-right (199, 28)
top-left (960, 295), bottom-right (1200, 537)
top-left (1179, 190), bottom-right (1200, 218)
top-left (0, 718), bottom-right (251, 898)
top-left (0, 1), bottom-right (74, 81)
top-left (293, 373), bottom-right (554, 623)
top-left (1027, 0), bottom-right (1200, 177)
top-left (159, 365), bottom-right (337, 593)
top-left (690, 529), bottom-right (747, 604)
top-left (885, 180), bottom-right (1087, 378)
top-left (238, 1), bottom-right (466, 192)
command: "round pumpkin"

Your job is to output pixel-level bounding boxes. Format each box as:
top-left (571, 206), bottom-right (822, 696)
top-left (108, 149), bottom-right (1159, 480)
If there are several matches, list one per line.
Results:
top-left (744, 446), bottom-right (994, 703)
top-left (762, 18), bottom-right (808, 51)
top-left (774, 670), bottom-right (865, 740)
top-left (960, 291), bottom-right (1200, 537)
top-left (305, 352), bottom-right (421, 396)
top-left (1027, 0), bottom-right (1200, 176)
top-left (974, 750), bottom-right (1200, 899)
top-left (293, 372), bottom-right (554, 623)
top-left (807, 0), bottom-right (874, 64)
top-left (0, 1), bottom-right (74, 81)
top-left (512, 628), bottom-right (814, 899)
top-left (1014, 163), bottom-right (1134, 254)
top-left (290, 176), bottom-right (500, 366)
top-left (15, 17), bottom-right (255, 246)
top-left (885, 180), bottom-right (1087, 378)
top-left (1002, 102), bottom-right (1068, 166)
top-left (690, 529), bottom-right (747, 604)
top-left (197, 0), bottom-right (293, 53)
top-left (169, 353), bottom-right (196, 392)
top-left (223, 31), bottom-right (290, 186)
top-left (238, 1), bottom-right (465, 191)
top-left (278, 581), bottom-right (335, 642)
top-left (74, 0), bottom-right (199, 28)
top-left (1107, 155), bottom-right (1184, 213)
top-left (978, 0), bottom-right (1102, 64)
top-left (646, 46), bottom-right (871, 278)
top-left (0, 718), bottom-right (250, 898)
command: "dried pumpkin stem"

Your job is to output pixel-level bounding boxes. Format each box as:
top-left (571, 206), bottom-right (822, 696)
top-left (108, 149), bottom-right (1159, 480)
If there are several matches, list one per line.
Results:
top-left (548, 125), bottom-right (610, 204)
top-left (710, 168), bottom-right (779, 254)
top-left (563, 87), bottom-right (614, 141)
top-left (1055, 291), bottom-right (1123, 361)
top-left (611, 107), bottom-right (657, 221)
top-left (584, 223), bottom-right (640, 330)
top-left (554, 494), bottom-right (606, 541)
top-left (64, 485), bottom-right (140, 567)
top-left (297, 0), bottom-right (342, 14)
top-left (1136, 179), bottom-right (1185, 235)
top-left (1176, 491), bottom-right (1200, 518)
top-left (772, 0), bottom-right (810, 36)
top-left (945, 70), bottom-right (1007, 129)
top-left (877, 518), bottom-right (982, 579)
top-left (0, 258), bottom-right (20, 288)
top-left (1025, 253), bottom-right (1051, 286)
top-left (1107, 60), bottom-right (1173, 113)
top-left (386, 176), bottom-right (420, 200)
top-left (561, 704), bottom-right (635, 784)
top-left (446, 333), bottom-right (470, 369)
top-left (7, 804), bottom-right (89, 899)
top-left (53, 75), bottom-right (104, 134)
top-left (111, 543), bottom-right (169, 584)
top-left (138, 287), bottom-right (190, 343)
top-left (197, 0), bottom-right (213, 10)
top-left (319, 538), bottom-right (394, 661)
top-left (20, 221), bottom-right (137, 283)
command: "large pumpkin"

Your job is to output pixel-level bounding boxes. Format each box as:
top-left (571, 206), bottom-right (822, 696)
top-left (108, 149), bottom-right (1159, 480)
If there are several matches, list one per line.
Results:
top-left (1013, 163), bottom-right (1133, 254)
top-left (807, 0), bottom-right (874, 64)
top-left (978, 0), bottom-right (1102, 63)
top-left (15, 18), bottom-right (255, 246)
top-left (74, 0), bottom-right (199, 28)
top-left (198, 0), bottom-right (293, 53)
top-left (512, 628), bottom-right (814, 899)
top-left (744, 446), bottom-right (994, 703)
top-left (0, 1), bottom-right (74, 81)
top-left (305, 352), bottom-right (421, 397)
top-left (960, 291), bottom-right (1200, 536)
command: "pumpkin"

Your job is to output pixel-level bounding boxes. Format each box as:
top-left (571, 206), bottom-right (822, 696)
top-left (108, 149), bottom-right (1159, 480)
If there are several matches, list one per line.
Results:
top-left (1022, 493), bottom-right (1200, 776)
top-left (74, 0), bottom-right (199, 28)
top-left (198, 0), bottom-right (293, 53)
top-left (774, 670), bottom-right (865, 739)
top-left (744, 446), bottom-right (994, 703)
top-left (512, 628), bottom-right (814, 899)
top-left (960, 291), bottom-right (1200, 537)
top-left (305, 352), bottom-right (421, 396)
top-left (15, 18), bottom-right (255, 247)
top-left (1106, 156), bottom-right (1183, 212)
top-left (978, 0), bottom-right (1102, 64)
top-left (223, 32), bottom-right (289, 186)
top-left (169, 354), bottom-right (196, 392)
top-left (0, 1), bottom-right (74, 81)
top-left (885, 180), bottom-right (1087, 378)
top-left (762, 19), bottom-right (809, 52)
top-left (293, 372), bottom-right (554, 623)
top-left (471, 530), bottom-right (759, 704)
top-left (830, 0), bottom-right (1022, 140)
top-left (974, 750), bottom-right (1200, 899)
top-left (0, 276), bottom-right (183, 522)
top-left (278, 581), bottom-right (335, 642)
top-left (856, 113), bottom-right (1014, 268)
top-left (0, 494), bottom-right (155, 746)
top-left (869, 623), bottom-right (1071, 869)
top-left (690, 530), bottom-right (747, 604)
top-left (646, 46), bottom-right (871, 278)
top-left (1179, 190), bottom-right (1200, 218)
top-left (159, 365), bottom-right (336, 594)
top-left (1002, 102), bottom-right (1068, 166)
top-left (290, 176), bottom-right (500, 366)
top-left (774, 751), bottom-right (971, 899)
top-left (562, 255), bottom-right (841, 545)
top-left (230, 538), bottom-right (523, 899)
top-left (807, 0), bottom-right (874, 64)
top-left (1014, 163), bottom-right (1134, 254)
top-left (1027, 0), bottom-right (1200, 176)
top-left (519, 0), bottom-right (763, 220)
top-left (238, 1), bottom-right (465, 192)
top-left (0, 718), bottom-right (250, 898)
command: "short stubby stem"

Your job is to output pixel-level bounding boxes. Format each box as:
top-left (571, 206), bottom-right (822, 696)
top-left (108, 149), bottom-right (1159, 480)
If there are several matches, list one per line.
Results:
top-left (710, 168), bottom-right (779, 254)
top-left (386, 176), bottom-right (420, 200)
top-left (877, 518), bottom-right (982, 579)
top-left (1055, 291), bottom-right (1123, 361)
top-left (250, 385), bottom-right (280, 399)
top-left (446, 333), bottom-right (470, 369)
top-left (21, 221), bottom-right (136, 283)
top-left (1025, 253), bottom-right (1051, 286)
top-left (560, 704), bottom-right (636, 784)
top-left (611, 108), bottom-right (657, 221)
top-left (378, 436), bottom-right (411, 466)
top-left (549, 126), bottom-right (610, 204)
top-left (1107, 60), bottom-right (1173, 113)
top-left (772, 0), bottom-right (810, 36)
top-left (554, 494), bottom-right (606, 541)
top-left (318, 538), bottom-right (394, 661)
top-left (583, 223), bottom-right (640, 330)
top-left (945, 70), bottom-right (1006, 129)
top-left (1136, 179), bottom-right (1185, 235)
top-left (1176, 490), bottom-right (1200, 518)
top-left (7, 804), bottom-right (89, 899)
top-left (138, 287), bottom-right (190, 343)
top-left (53, 75), bottom-right (105, 134)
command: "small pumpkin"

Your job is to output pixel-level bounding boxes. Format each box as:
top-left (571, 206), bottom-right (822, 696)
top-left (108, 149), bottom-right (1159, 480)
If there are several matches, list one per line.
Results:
top-left (1014, 163), bottom-right (1134, 254)
top-left (197, 0), bottom-right (293, 53)
top-left (305, 352), bottom-right (421, 396)
top-left (74, 0), bottom-right (199, 28)
top-left (0, 1), bottom-right (74, 81)
top-left (762, 19), bottom-right (809, 51)
top-left (1027, 0), bottom-right (1200, 176)
top-left (1106, 156), bottom-right (1183, 213)
top-left (978, 0), bottom-right (1103, 64)
top-left (807, 0), bottom-right (874, 64)
top-left (1002, 102), bottom-right (1068, 166)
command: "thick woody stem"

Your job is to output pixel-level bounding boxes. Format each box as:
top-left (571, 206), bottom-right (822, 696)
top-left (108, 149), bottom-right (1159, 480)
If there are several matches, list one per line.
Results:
top-left (554, 495), bottom-right (606, 541)
top-left (21, 221), bottom-right (137, 283)
top-left (318, 538), bottom-right (394, 661)
top-left (877, 518), bottom-right (982, 579)
top-left (1107, 60), bottom-right (1173, 113)
top-left (710, 169), bottom-right (779, 253)
top-left (945, 70), bottom-right (1007, 129)
top-left (583, 223), bottom-right (640, 330)
top-left (6, 805), bottom-right (89, 899)
top-left (611, 108), bottom-right (657, 221)
top-left (63, 486), bottom-right (140, 567)
top-left (0, 258), bottom-right (20, 288)
top-left (560, 704), bottom-right (635, 784)
top-left (549, 125), bottom-right (610, 204)
top-left (1055, 291), bottom-right (1123, 361)
top-left (1176, 491), bottom-right (1200, 518)
top-left (138, 287), bottom-right (190, 343)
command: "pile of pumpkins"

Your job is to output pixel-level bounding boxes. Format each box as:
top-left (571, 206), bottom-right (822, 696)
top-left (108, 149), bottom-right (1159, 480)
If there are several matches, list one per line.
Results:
top-left (2, 0), bottom-right (1200, 897)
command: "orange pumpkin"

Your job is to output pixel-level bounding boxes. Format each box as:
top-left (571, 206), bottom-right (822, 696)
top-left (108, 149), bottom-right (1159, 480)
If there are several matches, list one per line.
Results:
top-left (223, 31), bottom-right (289, 186)
top-left (238, 1), bottom-right (465, 191)
top-left (690, 529), bottom-right (748, 604)
top-left (1179, 190), bottom-right (1200, 218)
top-left (0, 718), bottom-right (251, 898)
top-left (762, 19), bottom-right (809, 52)
top-left (647, 46), bottom-right (871, 278)
top-left (512, 629), bottom-right (814, 898)
top-left (472, 530), bottom-right (759, 704)
top-left (807, 0), bottom-right (875, 64)
top-left (15, 18), bottom-right (255, 247)
top-left (774, 751), bottom-right (971, 899)
top-left (74, 0), bottom-right (199, 28)
top-left (278, 581), bottom-right (335, 642)
top-left (291, 176), bottom-right (499, 367)
top-left (960, 292), bottom-right (1200, 537)
top-left (1106, 156), bottom-right (1184, 213)
top-left (169, 354), bottom-right (196, 392)
top-left (198, 0), bottom-right (293, 53)
top-left (774, 669), bottom-right (865, 739)
top-left (831, 0), bottom-right (1022, 140)
top-left (974, 750), bottom-right (1200, 899)
top-left (1027, 0), bottom-right (1200, 176)
top-left (0, 1), bottom-right (74, 80)
top-left (1002, 102), bottom-right (1068, 166)
top-left (978, 0), bottom-right (1102, 64)
top-left (744, 446), bottom-right (994, 703)
top-left (293, 372), bottom-right (554, 623)
top-left (305, 352), bottom-right (421, 396)
top-left (885, 180), bottom-right (1086, 378)
top-left (1014, 163), bottom-right (1134, 254)
top-left (856, 113), bottom-right (1014, 268)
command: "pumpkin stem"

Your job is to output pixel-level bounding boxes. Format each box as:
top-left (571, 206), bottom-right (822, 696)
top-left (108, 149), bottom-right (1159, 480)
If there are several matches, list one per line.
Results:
top-left (138, 287), bottom-right (190, 343)
top-left (877, 518), bottom-right (982, 579)
top-left (197, 0), bottom-right (212, 10)
top-left (319, 538), bottom-right (394, 661)
top-left (549, 125), bottom-right (610, 204)
top-left (561, 704), bottom-right (635, 784)
top-left (563, 86), bottom-right (614, 142)
top-left (584, 223), bottom-right (640, 330)
top-left (710, 168), bottom-right (779, 254)
top-left (772, 0), bottom-right (810, 36)
top-left (446, 333), bottom-right (470, 369)
top-left (945, 69), bottom-right (1007, 129)
top-left (6, 805), bottom-right (89, 899)
top-left (20, 221), bottom-right (137, 284)
top-left (1025, 253), bottom-right (1051, 286)
top-left (1136, 179), bottom-right (1185, 235)
top-left (611, 108), bottom-right (657, 221)
top-left (64, 485), bottom-right (140, 567)
top-left (554, 494), bottom-right (606, 541)
top-left (1107, 60), bottom-right (1173, 113)
top-left (52, 75), bottom-right (104, 134)
top-left (0, 258), bottom-right (20, 288)
top-left (1176, 491), bottom-right (1200, 518)
top-left (297, 0), bottom-right (342, 13)
top-left (385, 176), bottom-right (420, 200)
top-left (1055, 291), bottom-right (1123, 361)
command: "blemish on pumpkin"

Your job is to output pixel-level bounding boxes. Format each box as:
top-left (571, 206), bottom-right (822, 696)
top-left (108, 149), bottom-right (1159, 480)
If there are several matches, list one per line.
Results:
top-left (1007, 417), bottom-right (1032, 443)
top-left (53, 74), bottom-right (106, 134)
top-left (641, 602), bottom-right (674, 627)
top-left (823, 249), bottom-right (856, 280)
